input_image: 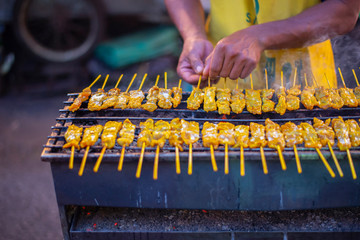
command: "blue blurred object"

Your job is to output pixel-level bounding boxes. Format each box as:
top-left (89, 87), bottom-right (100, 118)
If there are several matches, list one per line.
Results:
top-left (95, 25), bottom-right (180, 69)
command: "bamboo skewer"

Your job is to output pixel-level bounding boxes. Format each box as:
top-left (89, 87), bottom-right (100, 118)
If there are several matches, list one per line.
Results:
top-left (118, 145), bottom-right (126, 171)
top-left (265, 69), bottom-right (268, 90)
top-left (260, 146), bottom-right (268, 174)
top-left (281, 71), bottom-right (283, 88)
top-left (153, 145), bottom-right (160, 180)
top-left (277, 145), bottom-right (286, 171)
top-left (93, 146), bottom-right (106, 172)
top-left (293, 68), bottom-right (297, 87)
top-left (188, 144), bottom-right (193, 175)
top-left (155, 75), bottom-right (160, 87)
top-left (175, 146), bottom-right (181, 174)
top-left (78, 146), bottom-right (90, 176)
top-left (293, 145), bottom-right (302, 174)
top-left (101, 74), bottom-right (109, 90)
top-left (225, 143), bottom-right (229, 174)
top-left (138, 73), bottom-right (148, 91)
top-left (304, 73), bottom-right (308, 87)
top-left (197, 75), bottom-right (202, 89)
top-left (88, 74), bottom-right (102, 88)
top-left (324, 73), bottom-right (331, 88)
top-left (126, 73), bottom-right (137, 93)
top-left (164, 72), bottom-right (167, 89)
top-left (338, 67), bottom-right (347, 88)
top-left (114, 74), bottom-right (123, 89)
top-left (69, 146), bottom-right (75, 169)
top-left (250, 74), bottom-right (267, 174)
top-left (136, 142), bottom-right (146, 178)
top-left (327, 142), bottom-right (343, 177)
top-left (240, 146), bottom-right (245, 176)
top-left (347, 148), bottom-right (357, 179)
top-left (352, 69), bottom-right (360, 87)
top-left (315, 147), bottom-right (336, 178)
top-left (210, 145), bottom-right (218, 172)
top-left (174, 78), bottom-right (182, 175)
top-left (250, 74), bottom-right (253, 90)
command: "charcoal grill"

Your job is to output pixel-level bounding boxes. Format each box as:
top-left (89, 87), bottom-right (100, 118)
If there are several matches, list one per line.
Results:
top-left (42, 91), bottom-right (360, 240)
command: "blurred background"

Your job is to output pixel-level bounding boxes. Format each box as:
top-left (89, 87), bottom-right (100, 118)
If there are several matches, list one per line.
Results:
top-left (0, 0), bottom-right (359, 239)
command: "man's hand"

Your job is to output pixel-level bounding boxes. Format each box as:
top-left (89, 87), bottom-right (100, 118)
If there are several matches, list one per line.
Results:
top-left (203, 27), bottom-right (265, 80)
top-left (177, 38), bottom-right (213, 85)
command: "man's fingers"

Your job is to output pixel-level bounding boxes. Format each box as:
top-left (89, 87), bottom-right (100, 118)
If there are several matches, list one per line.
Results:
top-left (228, 55), bottom-right (247, 80)
top-left (209, 45), bottom-right (225, 79)
top-left (219, 57), bottom-right (234, 78)
top-left (240, 61), bottom-right (257, 79)
top-left (188, 54), bottom-right (204, 74)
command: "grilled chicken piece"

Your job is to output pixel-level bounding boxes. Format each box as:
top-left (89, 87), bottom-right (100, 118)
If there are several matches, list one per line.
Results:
top-left (151, 120), bottom-right (171, 147)
top-left (248, 122), bottom-right (267, 148)
top-left (261, 89), bottom-right (275, 113)
top-left (187, 88), bottom-right (204, 110)
top-left (300, 122), bottom-right (322, 149)
top-left (315, 87), bottom-right (332, 110)
top-left (280, 122), bottom-right (303, 147)
top-left (231, 89), bottom-right (246, 114)
top-left (169, 118), bottom-right (184, 151)
top-left (180, 119), bottom-right (200, 146)
top-left (328, 89), bottom-right (344, 110)
top-left (88, 89), bottom-right (107, 111)
top-left (114, 92), bottom-right (130, 109)
top-left (203, 87), bottom-right (217, 112)
top-left (63, 125), bottom-right (83, 149)
top-left (101, 88), bottom-right (121, 110)
top-left (137, 119), bottom-right (154, 147)
top-left (218, 122), bottom-right (235, 146)
top-left (233, 125), bottom-right (250, 148)
top-left (345, 119), bottom-right (360, 147)
top-left (275, 86), bottom-right (287, 115)
top-left (128, 90), bottom-right (145, 109)
top-left (202, 122), bottom-right (219, 149)
top-left (68, 87), bottom-right (91, 112)
top-left (158, 88), bottom-right (173, 109)
top-left (216, 88), bottom-right (231, 115)
top-left (313, 118), bottom-right (335, 147)
top-left (339, 88), bottom-right (358, 107)
top-left (101, 121), bottom-right (122, 149)
top-left (332, 116), bottom-right (351, 151)
top-left (301, 86), bottom-right (318, 110)
top-left (80, 125), bottom-right (103, 148)
top-left (117, 119), bottom-right (136, 147)
top-left (265, 119), bottom-right (285, 150)
top-left (142, 86), bottom-right (159, 112)
top-left (286, 85), bottom-right (302, 96)
top-left (171, 86), bottom-right (182, 108)
top-left (245, 89), bottom-right (262, 115)
top-left (286, 85), bottom-right (301, 111)
top-left (354, 86), bottom-right (360, 104)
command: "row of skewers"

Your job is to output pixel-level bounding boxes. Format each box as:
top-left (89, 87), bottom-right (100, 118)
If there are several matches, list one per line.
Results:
top-left (187, 68), bottom-right (360, 115)
top-left (62, 116), bottom-right (359, 180)
top-left (68, 72), bottom-right (182, 112)
top-left (67, 68), bottom-right (360, 116)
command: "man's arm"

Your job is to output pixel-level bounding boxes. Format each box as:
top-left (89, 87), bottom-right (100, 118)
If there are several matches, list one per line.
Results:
top-left (165, 0), bottom-right (213, 85)
top-left (204, 0), bottom-right (360, 80)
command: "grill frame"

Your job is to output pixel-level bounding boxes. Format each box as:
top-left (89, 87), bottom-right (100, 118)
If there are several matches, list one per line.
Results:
top-left (42, 92), bottom-right (360, 240)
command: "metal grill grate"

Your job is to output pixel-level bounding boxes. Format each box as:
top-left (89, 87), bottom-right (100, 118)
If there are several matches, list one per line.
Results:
top-left (41, 92), bottom-right (360, 163)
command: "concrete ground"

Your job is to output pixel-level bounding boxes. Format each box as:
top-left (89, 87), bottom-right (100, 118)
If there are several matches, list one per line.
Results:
top-left (0, 94), bottom-right (64, 240)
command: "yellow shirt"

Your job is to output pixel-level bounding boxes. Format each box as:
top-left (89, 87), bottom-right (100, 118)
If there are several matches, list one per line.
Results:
top-left (207, 0), bottom-right (337, 89)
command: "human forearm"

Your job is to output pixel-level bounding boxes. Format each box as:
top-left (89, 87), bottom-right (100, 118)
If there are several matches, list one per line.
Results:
top-left (258, 0), bottom-right (360, 50)
top-left (164, 0), bottom-right (207, 41)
